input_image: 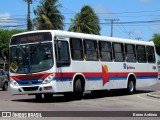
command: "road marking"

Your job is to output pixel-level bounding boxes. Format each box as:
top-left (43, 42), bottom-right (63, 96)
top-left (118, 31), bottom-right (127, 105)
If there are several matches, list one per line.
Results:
top-left (137, 94), bottom-right (160, 103)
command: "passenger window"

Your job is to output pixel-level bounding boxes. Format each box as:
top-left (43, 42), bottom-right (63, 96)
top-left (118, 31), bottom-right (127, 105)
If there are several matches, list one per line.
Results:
top-left (70, 38), bottom-right (83, 60)
top-left (84, 40), bottom-right (98, 61)
top-left (113, 43), bottom-right (124, 62)
top-left (125, 44), bottom-right (136, 62)
top-left (136, 45), bottom-right (147, 63)
top-left (146, 46), bottom-right (155, 63)
top-left (99, 41), bottom-right (112, 61)
top-left (56, 41), bottom-right (70, 66)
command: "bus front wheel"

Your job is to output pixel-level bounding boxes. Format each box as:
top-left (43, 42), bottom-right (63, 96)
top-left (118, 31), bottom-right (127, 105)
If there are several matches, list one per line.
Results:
top-left (44, 93), bottom-right (53, 101)
top-left (35, 94), bottom-right (42, 101)
top-left (74, 78), bottom-right (84, 100)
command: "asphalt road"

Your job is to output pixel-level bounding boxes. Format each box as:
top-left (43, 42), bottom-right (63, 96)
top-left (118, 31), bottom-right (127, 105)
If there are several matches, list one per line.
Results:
top-left (0, 81), bottom-right (160, 120)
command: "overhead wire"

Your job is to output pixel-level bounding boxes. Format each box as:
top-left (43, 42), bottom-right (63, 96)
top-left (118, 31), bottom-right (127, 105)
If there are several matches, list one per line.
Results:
top-left (1, 4), bottom-right (160, 29)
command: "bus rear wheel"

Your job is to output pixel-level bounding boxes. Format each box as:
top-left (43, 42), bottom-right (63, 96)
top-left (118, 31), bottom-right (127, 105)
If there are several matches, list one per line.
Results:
top-left (127, 78), bottom-right (136, 94)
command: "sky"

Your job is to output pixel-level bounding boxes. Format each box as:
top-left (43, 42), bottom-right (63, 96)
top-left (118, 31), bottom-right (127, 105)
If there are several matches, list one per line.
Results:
top-left (0, 0), bottom-right (160, 41)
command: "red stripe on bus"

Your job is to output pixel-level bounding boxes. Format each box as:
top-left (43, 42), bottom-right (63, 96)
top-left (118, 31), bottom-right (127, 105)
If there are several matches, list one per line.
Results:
top-left (11, 73), bottom-right (52, 81)
top-left (10, 72), bottom-right (158, 81)
top-left (54, 72), bottom-right (157, 78)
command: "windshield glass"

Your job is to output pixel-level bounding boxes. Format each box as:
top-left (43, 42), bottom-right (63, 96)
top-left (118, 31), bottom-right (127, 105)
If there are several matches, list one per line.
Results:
top-left (10, 42), bottom-right (53, 74)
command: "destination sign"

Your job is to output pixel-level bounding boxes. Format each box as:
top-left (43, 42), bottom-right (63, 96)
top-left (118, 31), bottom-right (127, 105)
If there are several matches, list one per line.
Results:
top-left (11, 32), bottom-right (52, 45)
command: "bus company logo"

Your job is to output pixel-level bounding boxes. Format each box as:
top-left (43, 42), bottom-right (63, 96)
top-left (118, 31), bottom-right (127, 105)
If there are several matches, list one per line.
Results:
top-left (102, 65), bottom-right (109, 86)
top-left (123, 63), bottom-right (135, 70)
top-left (28, 81), bottom-right (32, 85)
top-left (123, 63), bottom-right (127, 69)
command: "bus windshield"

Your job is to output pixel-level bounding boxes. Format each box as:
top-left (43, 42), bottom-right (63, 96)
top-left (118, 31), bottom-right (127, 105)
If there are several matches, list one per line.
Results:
top-left (10, 42), bottom-right (53, 74)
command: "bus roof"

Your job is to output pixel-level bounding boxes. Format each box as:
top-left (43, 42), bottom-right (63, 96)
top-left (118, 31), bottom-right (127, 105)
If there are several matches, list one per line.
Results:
top-left (12, 30), bottom-right (154, 46)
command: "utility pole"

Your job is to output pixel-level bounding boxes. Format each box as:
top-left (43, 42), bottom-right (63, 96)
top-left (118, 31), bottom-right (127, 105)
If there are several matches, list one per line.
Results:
top-left (135, 37), bottom-right (142, 40)
top-left (128, 31), bottom-right (131, 39)
top-left (105, 19), bottom-right (119, 37)
top-left (27, 0), bottom-right (32, 31)
top-left (125, 31), bottom-right (133, 39)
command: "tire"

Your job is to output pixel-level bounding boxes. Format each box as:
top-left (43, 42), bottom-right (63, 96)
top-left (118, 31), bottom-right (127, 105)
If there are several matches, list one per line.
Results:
top-left (2, 82), bottom-right (8, 91)
top-left (64, 92), bottom-right (74, 100)
top-left (35, 94), bottom-right (43, 101)
top-left (74, 78), bottom-right (84, 100)
top-left (127, 78), bottom-right (136, 94)
top-left (44, 93), bottom-right (53, 101)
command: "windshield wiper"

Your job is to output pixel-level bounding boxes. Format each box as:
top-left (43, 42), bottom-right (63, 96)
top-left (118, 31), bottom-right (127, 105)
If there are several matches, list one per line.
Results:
top-left (18, 44), bottom-right (25, 54)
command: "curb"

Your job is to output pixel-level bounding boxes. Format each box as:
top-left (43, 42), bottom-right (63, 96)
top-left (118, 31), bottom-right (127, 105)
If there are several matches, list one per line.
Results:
top-left (147, 92), bottom-right (160, 99)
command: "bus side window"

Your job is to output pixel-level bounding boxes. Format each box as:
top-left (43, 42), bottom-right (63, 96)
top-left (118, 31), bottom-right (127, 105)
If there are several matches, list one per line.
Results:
top-left (70, 38), bottom-right (83, 60)
top-left (136, 45), bottom-right (147, 63)
top-left (125, 44), bottom-right (136, 62)
top-left (99, 41), bottom-right (112, 61)
top-left (55, 40), bottom-right (70, 66)
top-left (146, 46), bottom-right (155, 63)
top-left (113, 43), bottom-right (124, 62)
top-left (84, 39), bottom-right (98, 61)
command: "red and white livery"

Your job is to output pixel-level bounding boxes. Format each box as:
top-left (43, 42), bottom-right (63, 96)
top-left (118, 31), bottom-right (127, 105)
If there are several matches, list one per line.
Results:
top-left (9, 30), bottom-right (158, 99)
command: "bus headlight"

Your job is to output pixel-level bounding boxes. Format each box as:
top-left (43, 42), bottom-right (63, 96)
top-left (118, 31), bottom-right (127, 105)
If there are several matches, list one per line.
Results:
top-left (10, 78), bottom-right (19, 86)
top-left (42, 74), bottom-right (54, 84)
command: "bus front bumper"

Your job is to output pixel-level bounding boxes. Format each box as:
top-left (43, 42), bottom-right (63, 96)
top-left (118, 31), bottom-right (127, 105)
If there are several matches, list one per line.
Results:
top-left (9, 82), bottom-right (56, 95)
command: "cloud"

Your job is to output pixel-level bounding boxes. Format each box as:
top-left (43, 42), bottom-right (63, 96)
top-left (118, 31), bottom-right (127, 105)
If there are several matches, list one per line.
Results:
top-left (151, 25), bottom-right (160, 31)
top-left (150, 17), bottom-right (160, 31)
top-left (0, 12), bottom-right (12, 25)
top-left (94, 4), bottom-right (112, 17)
top-left (0, 13), bottom-right (11, 20)
top-left (133, 29), bottom-right (142, 35)
top-left (140, 0), bottom-right (154, 3)
top-left (0, 12), bottom-right (20, 27)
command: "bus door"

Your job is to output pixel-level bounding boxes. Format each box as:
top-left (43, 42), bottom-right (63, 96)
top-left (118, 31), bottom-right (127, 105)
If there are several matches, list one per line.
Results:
top-left (55, 38), bottom-right (71, 81)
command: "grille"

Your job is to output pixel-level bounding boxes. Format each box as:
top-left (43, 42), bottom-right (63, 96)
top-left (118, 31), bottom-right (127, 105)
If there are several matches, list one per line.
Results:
top-left (22, 86), bottom-right (39, 91)
top-left (19, 81), bottom-right (41, 85)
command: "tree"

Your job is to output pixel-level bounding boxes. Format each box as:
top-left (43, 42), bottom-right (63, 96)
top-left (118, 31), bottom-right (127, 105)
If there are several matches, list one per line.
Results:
top-left (0, 29), bottom-right (26, 59)
top-left (68, 5), bottom-right (100, 35)
top-left (151, 33), bottom-right (160, 56)
top-left (33, 0), bottom-right (64, 30)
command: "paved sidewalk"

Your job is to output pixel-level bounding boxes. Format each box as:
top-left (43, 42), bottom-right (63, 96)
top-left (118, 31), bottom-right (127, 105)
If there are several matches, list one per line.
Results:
top-left (146, 80), bottom-right (160, 99)
top-left (147, 91), bottom-right (160, 98)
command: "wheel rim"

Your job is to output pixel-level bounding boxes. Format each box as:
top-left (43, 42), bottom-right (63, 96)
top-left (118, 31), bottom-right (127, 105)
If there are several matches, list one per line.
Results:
top-left (75, 79), bottom-right (82, 92)
top-left (129, 81), bottom-right (134, 92)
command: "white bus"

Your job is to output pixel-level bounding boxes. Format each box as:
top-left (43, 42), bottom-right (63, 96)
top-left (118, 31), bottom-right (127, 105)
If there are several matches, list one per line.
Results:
top-left (158, 65), bottom-right (160, 79)
top-left (9, 30), bottom-right (158, 100)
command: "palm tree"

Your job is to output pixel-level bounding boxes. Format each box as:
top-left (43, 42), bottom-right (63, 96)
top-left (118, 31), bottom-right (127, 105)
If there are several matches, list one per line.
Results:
top-left (69, 5), bottom-right (100, 35)
top-left (33, 0), bottom-right (64, 30)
